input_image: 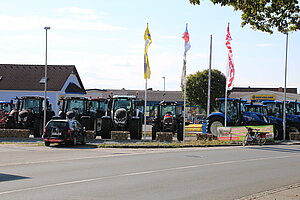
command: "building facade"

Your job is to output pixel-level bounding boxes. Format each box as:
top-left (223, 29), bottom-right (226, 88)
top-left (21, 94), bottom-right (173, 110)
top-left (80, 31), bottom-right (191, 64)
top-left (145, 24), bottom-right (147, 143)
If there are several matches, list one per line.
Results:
top-left (0, 64), bottom-right (86, 114)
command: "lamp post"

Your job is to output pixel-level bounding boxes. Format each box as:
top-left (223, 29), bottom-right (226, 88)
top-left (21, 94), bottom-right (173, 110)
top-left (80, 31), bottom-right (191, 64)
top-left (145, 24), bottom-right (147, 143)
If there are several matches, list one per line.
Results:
top-left (162, 77), bottom-right (165, 92)
top-left (43, 26), bottom-right (50, 132)
top-left (283, 33), bottom-right (289, 141)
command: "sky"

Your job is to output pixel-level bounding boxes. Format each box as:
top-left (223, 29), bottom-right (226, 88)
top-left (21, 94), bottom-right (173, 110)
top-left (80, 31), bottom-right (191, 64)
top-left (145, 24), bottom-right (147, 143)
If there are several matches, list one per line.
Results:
top-left (0, 0), bottom-right (299, 92)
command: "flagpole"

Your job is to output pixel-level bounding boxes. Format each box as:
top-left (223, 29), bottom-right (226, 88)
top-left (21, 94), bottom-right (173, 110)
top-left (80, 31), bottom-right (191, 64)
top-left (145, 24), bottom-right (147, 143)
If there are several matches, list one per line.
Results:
top-left (283, 33), bottom-right (289, 141)
top-left (207, 35), bottom-right (212, 116)
top-left (183, 62), bottom-right (186, 142)
top-left (144, 79), bottom-right (147, 140)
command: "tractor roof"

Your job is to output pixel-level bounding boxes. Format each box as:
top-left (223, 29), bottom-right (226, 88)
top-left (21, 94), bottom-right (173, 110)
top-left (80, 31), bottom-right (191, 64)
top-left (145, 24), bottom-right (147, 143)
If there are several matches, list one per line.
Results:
top-left (113, 95), bottom-right (136, 99)
top-left (159, 101), bottom-right (178, 106)
top-left (262, 100), bottom-right (282, 104)
top-left (216, 98), bottom-right (247, 102)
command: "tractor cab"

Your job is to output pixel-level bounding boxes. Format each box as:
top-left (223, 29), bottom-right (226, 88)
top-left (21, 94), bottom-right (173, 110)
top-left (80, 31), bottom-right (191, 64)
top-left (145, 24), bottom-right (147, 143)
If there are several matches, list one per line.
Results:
top-left (262, 100), bottom-right (300, 139)
top-left (286, 101), bottom-right (300, 115)
top-left (216, 98), bottom-right (246, 124)
top-left (151, 101), bottom-right (184, 141)
top-left (58, 97), bottom-right (90, 120)
top-left (245, 103), bottom-right (269, 116)
top-left (16, 96), bottom-right (54, 137)
top-left (100, 95), bottom-right (143, 140)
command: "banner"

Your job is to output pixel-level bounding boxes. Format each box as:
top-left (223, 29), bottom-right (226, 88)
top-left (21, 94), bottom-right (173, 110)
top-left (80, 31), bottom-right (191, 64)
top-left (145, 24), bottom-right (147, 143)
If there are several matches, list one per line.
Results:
top-left (181, 24), bottom-right (191, 89)
top-left (225, 24), bottom-right (235, 90)
top-left (144, 24), bottom-right (152, 79)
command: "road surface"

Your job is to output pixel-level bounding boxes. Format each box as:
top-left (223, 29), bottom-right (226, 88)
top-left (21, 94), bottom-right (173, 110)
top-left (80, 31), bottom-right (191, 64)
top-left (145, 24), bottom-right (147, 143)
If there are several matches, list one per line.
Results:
top-left (1, 144), bottom-right (300, 200)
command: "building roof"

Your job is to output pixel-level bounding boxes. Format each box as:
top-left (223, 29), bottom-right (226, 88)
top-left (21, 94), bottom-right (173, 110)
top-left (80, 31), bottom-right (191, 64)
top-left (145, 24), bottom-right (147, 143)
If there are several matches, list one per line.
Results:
top-left (0, 64), bottom-right (85, 93)
top-left (86, 89), bottom-right (183, 102)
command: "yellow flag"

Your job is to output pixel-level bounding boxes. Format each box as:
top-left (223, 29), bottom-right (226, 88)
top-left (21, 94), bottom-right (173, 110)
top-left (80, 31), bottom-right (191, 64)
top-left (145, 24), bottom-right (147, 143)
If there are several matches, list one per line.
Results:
top-left (144, 25), bottom-right (152, 79)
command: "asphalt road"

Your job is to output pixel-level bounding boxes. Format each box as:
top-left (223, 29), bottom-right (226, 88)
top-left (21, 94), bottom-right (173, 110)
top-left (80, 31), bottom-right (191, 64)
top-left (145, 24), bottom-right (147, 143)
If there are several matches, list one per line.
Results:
top-left (1, 144), bottom-right (300, 200)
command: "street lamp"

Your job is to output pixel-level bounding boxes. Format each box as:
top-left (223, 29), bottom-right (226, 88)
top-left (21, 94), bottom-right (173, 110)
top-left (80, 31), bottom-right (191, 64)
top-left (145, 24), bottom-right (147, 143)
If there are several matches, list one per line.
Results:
top-left (43, 26), bottom-right (50, 132)
top-left (162, 77), bottom-right (165, 92)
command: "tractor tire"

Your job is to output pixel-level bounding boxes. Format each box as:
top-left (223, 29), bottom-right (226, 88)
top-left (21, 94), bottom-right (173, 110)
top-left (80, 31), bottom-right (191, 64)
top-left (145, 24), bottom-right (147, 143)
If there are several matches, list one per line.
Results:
top-left (273, 125), bottom-right (283, 140)
top-left (101, 118), bottom-right (112, 139)
top-left (152, 126), bottom-right (157, 140)
top-left (177, 123), bottom-right (183, 141)
top-left (288, 124), bottom-right (300, 140)
top-left (45, 141), bottom-right (50, 147)
top-left (129, 118), bottom-right (142, 140)
top-left (207, 116), bottom-right (224, 137)
top-left (33, 120), bottom-right (42, 138)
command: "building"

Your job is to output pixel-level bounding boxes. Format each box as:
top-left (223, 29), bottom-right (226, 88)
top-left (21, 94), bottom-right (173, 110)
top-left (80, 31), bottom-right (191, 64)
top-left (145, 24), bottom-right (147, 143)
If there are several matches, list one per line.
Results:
top-left (230, 87), bottom-right (300, 101)
top-left (0, 64), bottom-right (86, 114)
top-left (231, 87), bottom-right (297, 94)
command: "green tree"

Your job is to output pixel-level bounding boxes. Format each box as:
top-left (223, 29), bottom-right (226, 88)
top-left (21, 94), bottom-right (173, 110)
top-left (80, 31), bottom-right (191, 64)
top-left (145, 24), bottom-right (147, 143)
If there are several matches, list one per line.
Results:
top-left (189, 0), bottom-right (300, 34)
top-left (186, 69), bottom-right (226, 113)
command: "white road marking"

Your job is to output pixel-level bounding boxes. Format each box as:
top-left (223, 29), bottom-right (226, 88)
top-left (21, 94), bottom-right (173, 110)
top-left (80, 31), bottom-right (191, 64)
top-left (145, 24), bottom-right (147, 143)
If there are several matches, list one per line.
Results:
top-left (1, 153), bottom-right (300, 195)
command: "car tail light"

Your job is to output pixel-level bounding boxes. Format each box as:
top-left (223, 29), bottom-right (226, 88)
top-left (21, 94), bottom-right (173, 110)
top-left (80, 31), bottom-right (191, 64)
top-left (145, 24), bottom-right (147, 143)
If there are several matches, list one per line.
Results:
top-left (43, 128), bottom-right (46, 134)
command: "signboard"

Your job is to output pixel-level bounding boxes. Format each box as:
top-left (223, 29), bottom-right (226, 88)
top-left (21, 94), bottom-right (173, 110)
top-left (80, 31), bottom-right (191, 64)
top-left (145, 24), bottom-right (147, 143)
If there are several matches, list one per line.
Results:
top-left (250, 94), bottom-right (276, 101)
top-left (217, 125), bottom-right (274, 141)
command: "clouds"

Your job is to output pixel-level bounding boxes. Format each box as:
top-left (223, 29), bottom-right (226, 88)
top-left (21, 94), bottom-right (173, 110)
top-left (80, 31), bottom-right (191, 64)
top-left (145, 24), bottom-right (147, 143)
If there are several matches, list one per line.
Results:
top-left (0, 7), bottom-right (125, 31)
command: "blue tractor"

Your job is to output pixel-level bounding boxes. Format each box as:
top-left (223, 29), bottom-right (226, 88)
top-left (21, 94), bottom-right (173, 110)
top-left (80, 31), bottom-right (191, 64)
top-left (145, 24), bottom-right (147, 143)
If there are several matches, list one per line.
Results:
top-left (207, 98), bottom-right (269, 136)
top-left (262, 100), bottom-right (300, 139)
top-left (245, 103), bottom-right (283, 140)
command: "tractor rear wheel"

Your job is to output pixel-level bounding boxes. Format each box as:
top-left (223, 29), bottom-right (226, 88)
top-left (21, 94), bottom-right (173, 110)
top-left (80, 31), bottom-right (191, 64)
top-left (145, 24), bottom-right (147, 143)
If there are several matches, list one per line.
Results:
top-left (207, 116), bottom-right (224, 136)
top-left (101, 118), bottom-right (112, 139)
top-left (177, 123), bottom-right (183, 141)
top-left (288, 125), bottom-right (300, 140)
top-left (152, 122), bottom-right (158, 140)
top-left (129, 118), bottom-right (142, 140)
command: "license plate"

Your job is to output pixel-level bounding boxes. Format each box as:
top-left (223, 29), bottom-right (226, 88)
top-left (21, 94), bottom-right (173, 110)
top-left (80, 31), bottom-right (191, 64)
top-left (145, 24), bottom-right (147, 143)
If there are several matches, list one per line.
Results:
top-left (52, 132), bottom-right (61, 136)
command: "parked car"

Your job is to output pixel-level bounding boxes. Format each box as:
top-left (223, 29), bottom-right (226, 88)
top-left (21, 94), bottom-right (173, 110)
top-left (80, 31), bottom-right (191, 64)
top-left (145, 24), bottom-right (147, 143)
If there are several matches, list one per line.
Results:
top-left (43, 119), bottom-right (86, 146)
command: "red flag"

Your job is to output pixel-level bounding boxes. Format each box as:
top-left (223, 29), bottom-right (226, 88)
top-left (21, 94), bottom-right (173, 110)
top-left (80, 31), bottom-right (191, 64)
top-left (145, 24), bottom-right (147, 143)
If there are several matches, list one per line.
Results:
top-left (226, 24), bottom-right (235, 90)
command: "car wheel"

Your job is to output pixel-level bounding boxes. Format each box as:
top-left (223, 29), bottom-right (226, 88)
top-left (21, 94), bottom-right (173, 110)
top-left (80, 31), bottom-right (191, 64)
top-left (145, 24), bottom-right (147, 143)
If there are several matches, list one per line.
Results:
top-left (45, 141), bottom-right (50, 147)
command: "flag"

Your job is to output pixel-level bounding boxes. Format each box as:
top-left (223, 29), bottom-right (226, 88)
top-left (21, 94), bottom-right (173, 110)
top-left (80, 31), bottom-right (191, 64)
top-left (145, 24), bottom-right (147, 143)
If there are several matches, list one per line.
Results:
top-left (225, 23), bottom-right (235, 90)
top-left (144, 24), bottom-right (152, 79)
top-left (182, 26), bottom-right (191, 54)
top-left (181, 24), bottom-right (191, 89)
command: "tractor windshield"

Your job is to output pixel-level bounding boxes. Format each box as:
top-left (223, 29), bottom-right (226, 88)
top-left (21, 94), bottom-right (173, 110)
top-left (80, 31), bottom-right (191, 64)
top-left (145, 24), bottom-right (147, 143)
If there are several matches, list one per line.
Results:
top-left (0, 103), bottom-right (12, 112)
top-left (295, 103), bottom-right (300, 115)
top-left (90, 100), bottom-right (106, 112)
top-left (219, 100), bottom-right (239, 121)
top-left (246, 105), bottom-right (268, 115)
top-left (66, 99), bottom-right (86, 114)
top-left (161, 105), bottom-right (176, 116)
top-left (286, 102), bottom-right (300, 115)
top-left (21, 98), bottom-right (41, 113)
top-left (114, 99), bottom-right (131, 110)
top-left (265, 102), bottom-right (282, 118)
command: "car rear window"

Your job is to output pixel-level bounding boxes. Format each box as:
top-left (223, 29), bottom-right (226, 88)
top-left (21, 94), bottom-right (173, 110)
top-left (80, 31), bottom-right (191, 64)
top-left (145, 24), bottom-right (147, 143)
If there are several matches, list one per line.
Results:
top-left (46, 121), bottom-right (68, 130)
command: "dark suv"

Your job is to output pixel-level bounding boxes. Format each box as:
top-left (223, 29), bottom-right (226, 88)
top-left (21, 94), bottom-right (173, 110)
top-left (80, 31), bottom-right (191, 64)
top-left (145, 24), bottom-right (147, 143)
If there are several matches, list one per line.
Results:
top-left (43, 119), bottom-right (86, 146)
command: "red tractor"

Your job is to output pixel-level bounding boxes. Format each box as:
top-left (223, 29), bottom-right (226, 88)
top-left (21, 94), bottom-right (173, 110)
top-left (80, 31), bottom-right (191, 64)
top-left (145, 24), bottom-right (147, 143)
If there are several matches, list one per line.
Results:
top-left (0, 101), bottom-right (14, 128)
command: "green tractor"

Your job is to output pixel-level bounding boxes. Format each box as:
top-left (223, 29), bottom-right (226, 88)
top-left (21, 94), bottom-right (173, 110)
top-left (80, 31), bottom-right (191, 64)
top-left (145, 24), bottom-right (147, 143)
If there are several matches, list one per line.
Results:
top-left (15, 96), bottom-right (54, 137)
top-left (100, 95), bottom-right (143, 140)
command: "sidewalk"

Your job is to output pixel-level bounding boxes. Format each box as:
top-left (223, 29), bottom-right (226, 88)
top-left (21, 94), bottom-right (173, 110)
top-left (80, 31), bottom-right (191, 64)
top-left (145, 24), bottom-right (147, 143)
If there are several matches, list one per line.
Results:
top-left (238, 183), bottom-right (300, 200)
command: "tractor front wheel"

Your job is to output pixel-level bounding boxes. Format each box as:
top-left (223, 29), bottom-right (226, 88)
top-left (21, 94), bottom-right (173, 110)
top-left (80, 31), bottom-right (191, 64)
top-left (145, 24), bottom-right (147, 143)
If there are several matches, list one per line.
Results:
top-left (207, 117), bottom-right (224, 137)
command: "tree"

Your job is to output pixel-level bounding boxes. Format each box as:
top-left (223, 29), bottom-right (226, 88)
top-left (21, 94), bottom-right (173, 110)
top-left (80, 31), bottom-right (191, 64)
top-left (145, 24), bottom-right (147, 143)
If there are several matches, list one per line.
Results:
top-left (189, 0), bottom-right (300, 34)
top-left (186, 69), bottom-right (226, 114)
